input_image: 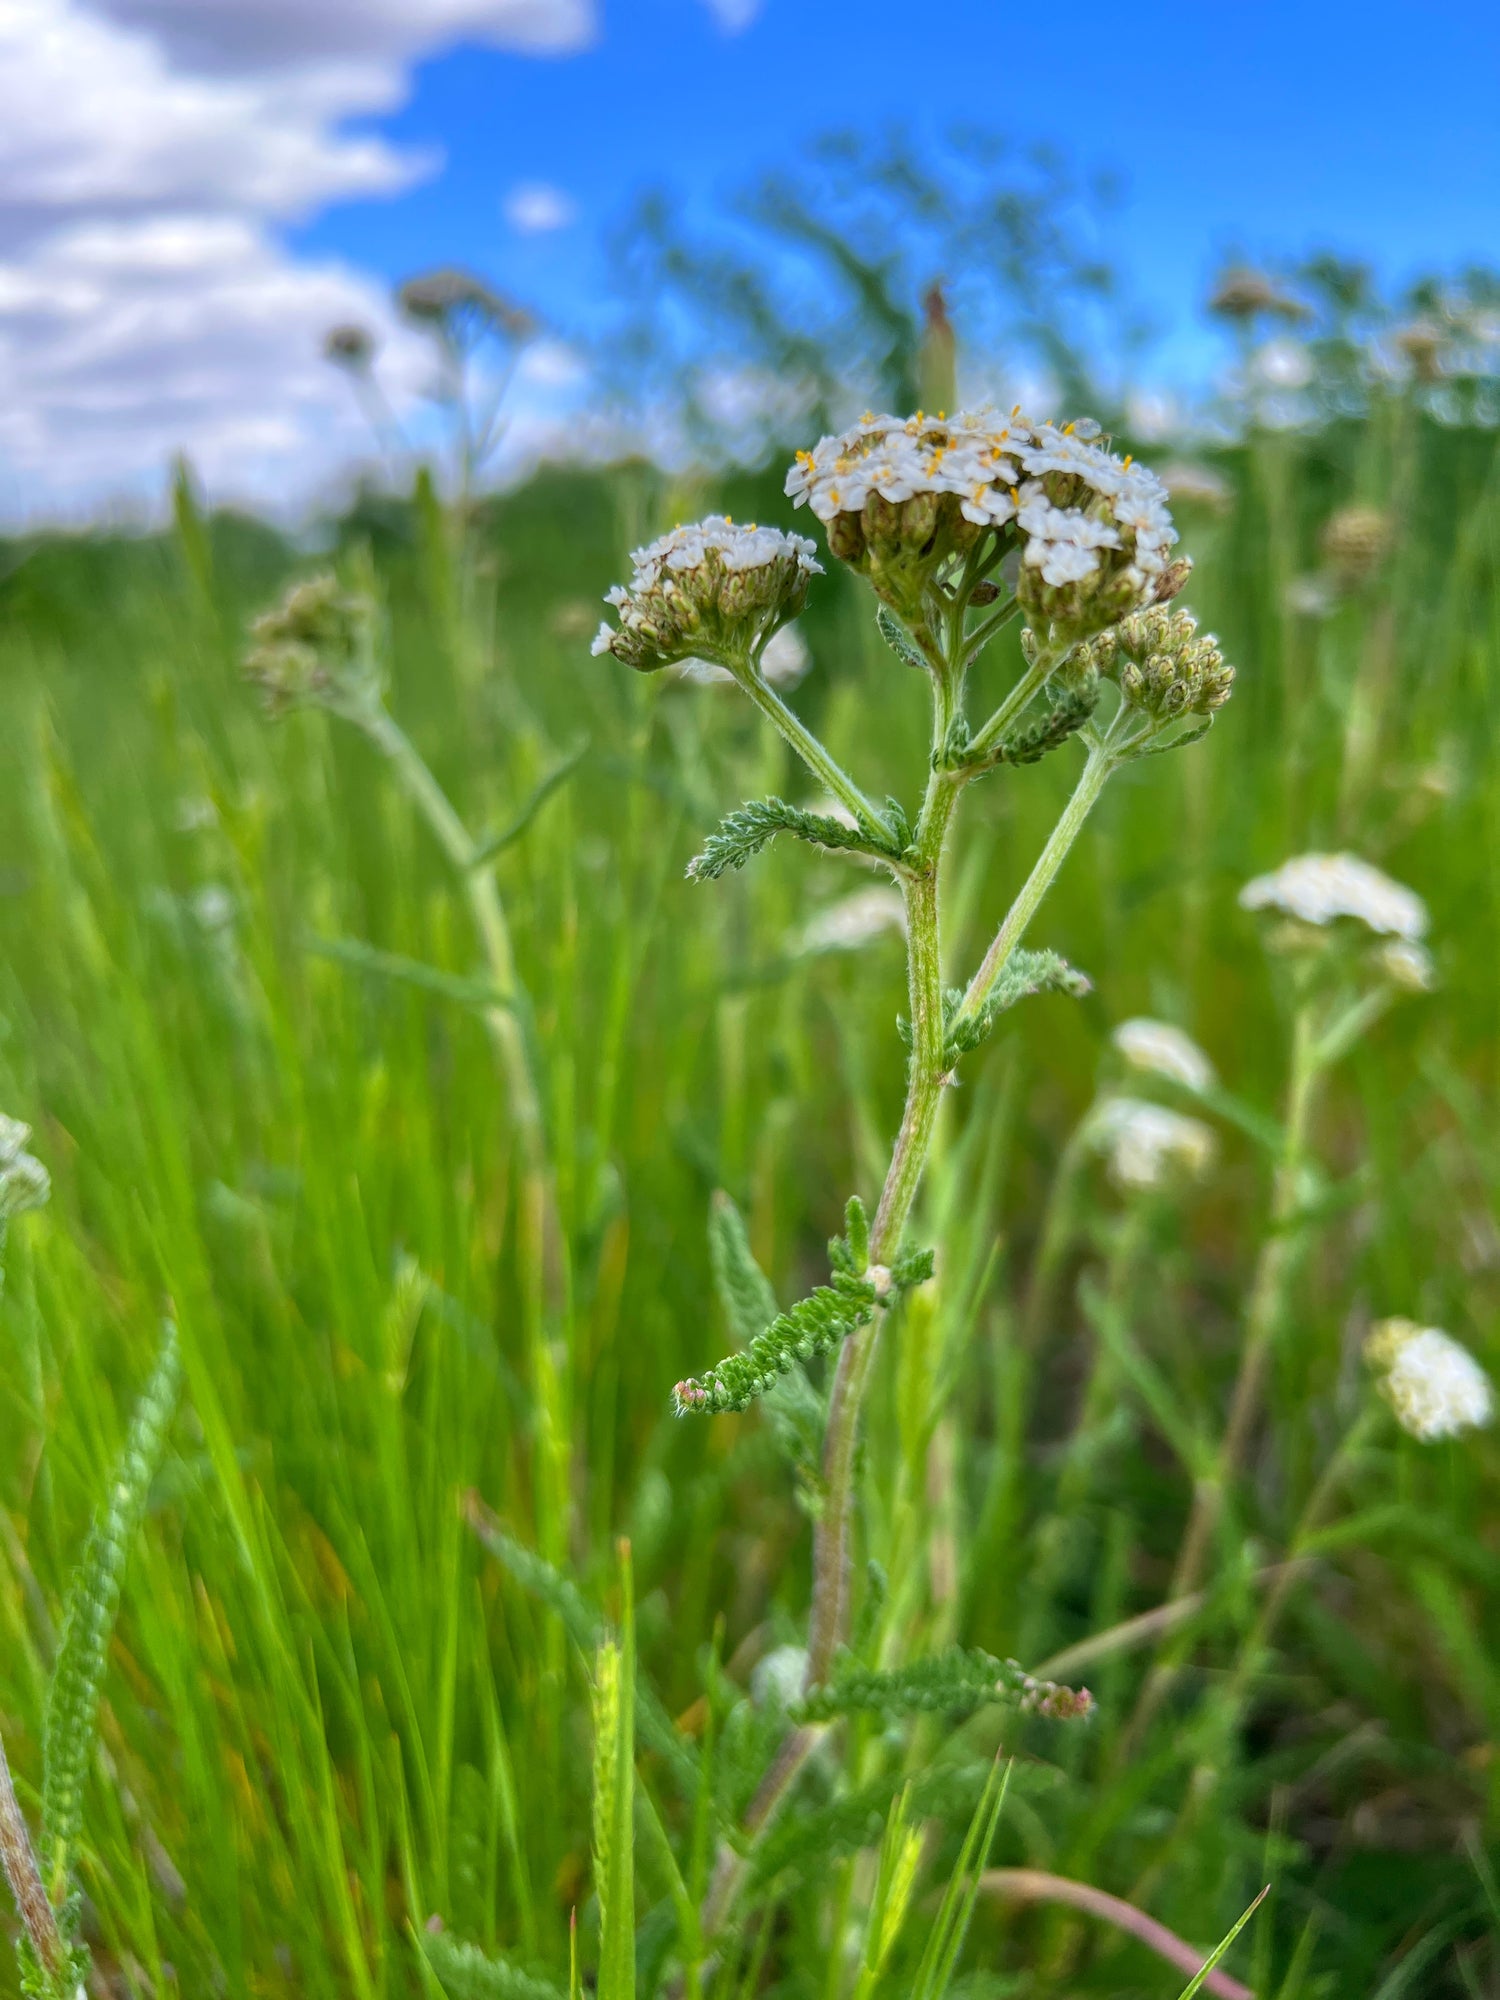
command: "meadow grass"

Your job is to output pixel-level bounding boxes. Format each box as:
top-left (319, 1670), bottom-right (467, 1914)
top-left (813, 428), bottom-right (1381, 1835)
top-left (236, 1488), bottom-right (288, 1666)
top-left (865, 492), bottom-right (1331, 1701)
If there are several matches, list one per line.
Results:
top-left (0, 408), bottom-right (1498, 1996)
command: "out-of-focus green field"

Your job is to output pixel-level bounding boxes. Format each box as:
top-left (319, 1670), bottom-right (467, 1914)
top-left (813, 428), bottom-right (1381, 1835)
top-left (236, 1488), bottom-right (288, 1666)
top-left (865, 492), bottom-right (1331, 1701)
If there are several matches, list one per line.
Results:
top-left (1, 412), bottom-right (1499, 1997)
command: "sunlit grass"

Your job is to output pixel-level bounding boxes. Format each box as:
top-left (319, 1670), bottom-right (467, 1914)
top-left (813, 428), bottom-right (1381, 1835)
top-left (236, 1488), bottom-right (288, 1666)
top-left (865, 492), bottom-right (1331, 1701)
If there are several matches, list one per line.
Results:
top-left (1, 411), bottom-right (1498, 1995)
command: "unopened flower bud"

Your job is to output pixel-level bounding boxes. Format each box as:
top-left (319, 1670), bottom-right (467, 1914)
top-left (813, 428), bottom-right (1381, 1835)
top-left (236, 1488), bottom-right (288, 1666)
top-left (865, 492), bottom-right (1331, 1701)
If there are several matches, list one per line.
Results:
top-left (1108, 604), bottom-right (1235, 721)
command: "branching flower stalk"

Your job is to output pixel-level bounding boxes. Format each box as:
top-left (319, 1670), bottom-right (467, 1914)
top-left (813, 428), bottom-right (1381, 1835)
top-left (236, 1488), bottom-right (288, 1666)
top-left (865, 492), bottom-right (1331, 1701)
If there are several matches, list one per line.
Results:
top-left (593, 410), bottom-right (1235, 1926)
top-left (1127, 851), bottom-right (1433, 1745)
top-left (244, 570), bottom-right (573, 1556)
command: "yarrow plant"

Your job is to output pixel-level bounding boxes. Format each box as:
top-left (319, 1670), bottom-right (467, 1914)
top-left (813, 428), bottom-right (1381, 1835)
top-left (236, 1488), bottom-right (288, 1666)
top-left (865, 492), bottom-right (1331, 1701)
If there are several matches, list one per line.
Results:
top-left (594, 404), bottom-right (1235, 1921)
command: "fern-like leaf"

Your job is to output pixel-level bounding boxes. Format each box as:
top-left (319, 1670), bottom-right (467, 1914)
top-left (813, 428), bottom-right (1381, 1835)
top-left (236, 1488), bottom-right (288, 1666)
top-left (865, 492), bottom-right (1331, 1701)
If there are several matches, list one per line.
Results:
top-left (41, 1319), bottom-right (182, 1903)
top-left (943, 950), bottom-right (1091, 1065)
top-left (794, 1646), bottom-right (1093, 1725)
top-left (875, 607), bottom-right (932, 674)
top-left (687, 798), bottom-right (897, 881)
top-left (424, 1935), bottom-right (567, 2000)
top-left (674, 1217), bottom-right (932, 1417)
top-left (992, 674), bottom-right (1099, 767)
top-left (708, 1192), bottom-right (826, 1484)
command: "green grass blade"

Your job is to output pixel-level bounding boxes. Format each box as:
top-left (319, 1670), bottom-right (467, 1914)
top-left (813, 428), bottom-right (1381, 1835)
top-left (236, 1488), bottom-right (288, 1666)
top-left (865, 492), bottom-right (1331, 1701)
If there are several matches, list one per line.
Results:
top-left (1175, 1885), bottom-right (1268, 1999)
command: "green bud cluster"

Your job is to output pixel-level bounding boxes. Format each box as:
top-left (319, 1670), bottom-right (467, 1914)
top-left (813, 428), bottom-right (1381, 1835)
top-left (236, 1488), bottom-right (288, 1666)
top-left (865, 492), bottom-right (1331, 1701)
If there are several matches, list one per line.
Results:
top-left (827, 489), bottom-right (986, 622)
top-left (1079, 604), bottom-right (1236, 723)
top-left (243, 573), bottom-right (382, 718)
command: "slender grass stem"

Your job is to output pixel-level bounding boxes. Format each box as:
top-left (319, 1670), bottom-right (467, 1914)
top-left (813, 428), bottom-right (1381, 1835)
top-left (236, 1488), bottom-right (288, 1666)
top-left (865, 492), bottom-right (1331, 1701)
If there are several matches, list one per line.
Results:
top-left (1125, 999), bottom-right (1323, 1746)
top-left (0, 1731), bottom-right (69, 1993)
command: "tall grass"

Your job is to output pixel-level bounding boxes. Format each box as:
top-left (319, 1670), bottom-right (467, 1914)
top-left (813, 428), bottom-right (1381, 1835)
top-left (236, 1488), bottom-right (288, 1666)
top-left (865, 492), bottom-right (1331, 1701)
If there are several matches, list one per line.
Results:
top-left (0, 405), bottom-right (1497, 1995)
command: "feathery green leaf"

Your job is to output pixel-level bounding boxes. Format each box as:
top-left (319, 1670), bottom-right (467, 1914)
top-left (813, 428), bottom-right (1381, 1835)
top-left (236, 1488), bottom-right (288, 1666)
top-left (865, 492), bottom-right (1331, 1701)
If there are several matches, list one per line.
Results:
top-left (423, 1935), bottom-right (567, 2000)
top-left (794, 1646), bottom-right (1093, 1725)
top-left (42, 1320), bottom-right (182, 1902)
top-left (687, 797), bottom-right (898, 881)
top-left (943, 951), bottom-right (1091, 1065)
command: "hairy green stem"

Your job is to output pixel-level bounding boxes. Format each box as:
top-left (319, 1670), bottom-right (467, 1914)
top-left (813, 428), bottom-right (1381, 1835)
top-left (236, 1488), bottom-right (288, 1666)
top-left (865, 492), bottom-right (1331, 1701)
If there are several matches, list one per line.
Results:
top-left (0, 1731), bottom-right (69, 1993)
top-left (952, 744), bottom-right (1116, 1038)
top-left (730, 666), bottom-right (889, 836)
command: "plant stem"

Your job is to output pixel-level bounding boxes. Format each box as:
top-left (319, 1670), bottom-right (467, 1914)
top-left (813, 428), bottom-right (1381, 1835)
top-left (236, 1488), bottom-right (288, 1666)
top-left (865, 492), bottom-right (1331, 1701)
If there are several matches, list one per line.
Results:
top-left (730, 668), bottom-right (889, 836)
top-left (359, 705), bottom-right (572, 1558)
top-left (0, 1730), bottom-right (69, 1993)
top-left (1124, 999), bottom-right (1322, 1746)
top-left (965, 651), bottom-right (1053, 763)
top-left (951, 744), bottom-right (1116, 1039)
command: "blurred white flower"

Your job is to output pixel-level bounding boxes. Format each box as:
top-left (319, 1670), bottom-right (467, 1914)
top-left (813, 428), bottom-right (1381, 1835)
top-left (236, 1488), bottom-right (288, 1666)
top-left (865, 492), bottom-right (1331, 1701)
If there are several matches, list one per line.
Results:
top-left (676, 620), bottom-right (811, 690)
top-left (175, 793), bottom-right (218, 833)
top-left (1091, 1097), bottom-right (1216, 1193)
top-left (1240, 852), bottom-right (1427, 940)
top-left (1112, 1018), bottom-right (1215, 1090)
top-left (1366, 1319), bottom-right (1494, 1441)
top-left (794, 888), bottom-right (906, 956)
top-left (751, 1643), bottom-right (809, 1711)
top-left (0, 1113), bottom-right (50, 1220)
top-left (1158, 461), bottom-right (1233, 513)
top-left (190, 883), bottom-right (236, 931)
top-left (1376, 938), bottom-right (1436, 992)
top-left (1255, 339), bottom-right (1314, 390)
top-left (1285, 574), bottom-right (1339, 619)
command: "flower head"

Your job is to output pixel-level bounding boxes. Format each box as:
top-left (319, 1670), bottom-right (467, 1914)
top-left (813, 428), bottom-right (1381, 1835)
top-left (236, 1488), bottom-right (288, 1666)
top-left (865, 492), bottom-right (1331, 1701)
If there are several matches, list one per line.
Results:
top-left (324, 322), bottom-right (374, 371)
top-left (1112, 1018), bottom-right (1215, 1091)
top-left (1319, 505), bottom-right (1391, 589)
top-left (1366, 1319), bottom-right (1493, 1441)
top-left (244, 573), bottom-right (382, 718)
top-left (1207, 267), bottom-right (1309, 324)
top-left (0, 1114), bottom-right (50, 1221)
top-left (784, 408), bottom-right (1178, 634)
top-left (1090, 1097), bottom-right (1216, 1193)
top-left (794, 887), bottom-right (907, 956)
top-left (397, 266), bottom-right (534, 344)
top-left (592, 517), bottom-right (821, 675)
top-left (1075, 604), bottom-right (1235, 724)
top-left (1239, 853), bottom-right (1427, 940)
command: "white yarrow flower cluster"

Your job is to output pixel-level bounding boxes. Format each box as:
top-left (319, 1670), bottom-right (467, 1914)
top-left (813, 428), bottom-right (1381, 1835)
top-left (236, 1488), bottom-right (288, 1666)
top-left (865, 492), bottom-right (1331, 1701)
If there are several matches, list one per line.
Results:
top-left (1366, 1319), bottom-right (1494, 1441)
top-left (592, 516), bottom-right (821, 674)
top-left (1091, 1097), bottom-right (1216, 1193)
top-left (1112, 1018), bottom-right (1215, 1091)
top-left (1239, 852), bottom-right (1427, 940)
top-left (784, 408), bottom-right (1177, 624)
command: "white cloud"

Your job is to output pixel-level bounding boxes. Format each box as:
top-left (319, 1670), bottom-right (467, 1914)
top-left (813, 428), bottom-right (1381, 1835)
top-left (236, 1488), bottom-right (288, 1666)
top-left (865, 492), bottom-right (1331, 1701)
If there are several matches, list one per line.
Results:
top-left (504, 181), bottom-right (578, 234)
top-left (0, 0), bottom-right (597, 520)
top-left (697, 0), bottom-right (762, 29)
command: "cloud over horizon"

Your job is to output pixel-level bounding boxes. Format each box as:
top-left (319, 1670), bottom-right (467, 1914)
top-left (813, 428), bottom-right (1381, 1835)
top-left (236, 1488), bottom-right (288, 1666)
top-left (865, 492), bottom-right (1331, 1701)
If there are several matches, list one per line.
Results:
top-left (0, 0), bottom-right (600, 521)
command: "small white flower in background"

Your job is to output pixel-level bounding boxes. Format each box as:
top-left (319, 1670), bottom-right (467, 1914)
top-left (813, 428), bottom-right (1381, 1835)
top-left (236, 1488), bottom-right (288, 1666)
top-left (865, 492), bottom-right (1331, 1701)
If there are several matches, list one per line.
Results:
top-left (1286, 574), bottom-right (1339, 620)
top-left (794, 887), bottom-right (907, 956)
top-left (190, 884), bottom-right (236, 932)
top-left (1239, 852), bottom-right (1427, 941)
top-left (1112, 1018), bottom-right (1215, 1091)
top-left (1366, 1318), bottom-right (1494, 1441)
top-left (675, 621), bottom-right (811, 690)
top-left (1254, 338), bottom-right (1315, 390)
top-left (0, 1114), bottom-right (50, 1220)
top-left (1091, 1097), bottom-right (1216, 1194)
top-left (751, 1644), bottom-right (809, 1712)
top-left (1158, 462), bottom-right (1234, 513)
top-left (175, 794), bottom-right (218, 833)
top-left (1376, 938), bottom-right (1437, 992)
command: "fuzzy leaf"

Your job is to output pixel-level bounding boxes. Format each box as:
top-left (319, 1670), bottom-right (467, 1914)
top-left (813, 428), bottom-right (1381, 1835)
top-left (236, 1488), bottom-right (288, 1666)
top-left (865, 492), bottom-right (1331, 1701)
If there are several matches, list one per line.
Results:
top-left (993, 674), bottom-right (1099, 766)
top-left (424, 1936), bottom-right (567, 2000)
top-left (794, 1646), bottom-right (1093, 1725)
top-left (42, 1320), bottom-right (182, 1904)
top-left (708, 1193), bottom-right (826, 1485)
top-left (876, 607), bottom-right (931, 674)
top-left (943, 951), bottom-right (1091, 1065)
top-left (687, 798), bottom-right (893, 881)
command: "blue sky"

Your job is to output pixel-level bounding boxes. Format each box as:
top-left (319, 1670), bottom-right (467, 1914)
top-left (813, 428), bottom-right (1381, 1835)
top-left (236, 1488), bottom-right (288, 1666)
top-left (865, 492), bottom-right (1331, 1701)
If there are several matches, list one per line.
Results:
top-left (297, 0), bottom-right (1500, 385)
top-left (2, 0), bottom-right (1496, 517)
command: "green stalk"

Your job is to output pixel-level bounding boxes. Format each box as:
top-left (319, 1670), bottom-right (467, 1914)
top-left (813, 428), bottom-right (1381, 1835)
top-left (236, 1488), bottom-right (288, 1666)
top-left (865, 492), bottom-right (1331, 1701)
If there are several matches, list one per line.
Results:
top-left (950, 743), bottom-right (1117, 1039)
top-left (0, 1732), bottom-right (69, 1995)
top-left (1124, 998), bottom-right (1323, 1747)
top-left (729, 665), bottom-right (890, 837)
top-left (357, 705), bottom-right (572, 1561)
